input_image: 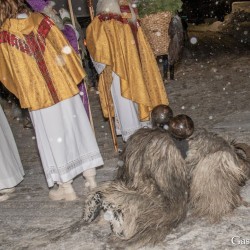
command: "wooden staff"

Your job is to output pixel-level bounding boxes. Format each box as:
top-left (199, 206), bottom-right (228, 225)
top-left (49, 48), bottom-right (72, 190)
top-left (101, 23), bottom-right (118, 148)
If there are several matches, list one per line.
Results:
top-left (87, 0), bottom-right (118, 152)
top-left (67, 0), bottom-right (95, 132)
top-left (87, 0), bottom-right (95, 21)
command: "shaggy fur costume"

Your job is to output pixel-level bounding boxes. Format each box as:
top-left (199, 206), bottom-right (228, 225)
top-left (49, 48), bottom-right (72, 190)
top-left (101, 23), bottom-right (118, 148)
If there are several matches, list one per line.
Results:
top-left (83, 127), bottom-right (250, 246)
top-left (83, 128), bottom-right (188, 247)
top-left (117, 128), bottom-right (188, 198)
top-left (186, 129), bottom-right (250, 222)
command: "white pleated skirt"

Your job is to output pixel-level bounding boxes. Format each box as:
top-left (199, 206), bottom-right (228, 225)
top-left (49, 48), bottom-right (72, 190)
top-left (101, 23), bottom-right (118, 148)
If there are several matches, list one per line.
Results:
top-left (29, 95), bottom-right (104, 187)
top-left (0, 105), bottom-right (24, 190)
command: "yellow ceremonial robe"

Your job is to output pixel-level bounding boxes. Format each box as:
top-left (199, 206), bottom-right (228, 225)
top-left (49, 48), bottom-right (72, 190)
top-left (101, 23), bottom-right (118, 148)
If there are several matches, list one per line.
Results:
top-left (0, 13), bottom-right (85, 110)
top-left (87, 16), bottom-right (169, 121)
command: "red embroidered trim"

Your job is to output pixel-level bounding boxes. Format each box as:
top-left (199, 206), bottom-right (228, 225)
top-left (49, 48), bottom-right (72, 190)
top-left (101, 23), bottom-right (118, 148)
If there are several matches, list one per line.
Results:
top-left (0, 17), bottom-right (60, 104)
top-left (98, 13), bottom-right (129, 24)
top-left (37, 16), bottom-right (54, 39)
top-left (0, 31), bottom-right (32, 55)
top-left (25, 32), bottom-right (59, 104)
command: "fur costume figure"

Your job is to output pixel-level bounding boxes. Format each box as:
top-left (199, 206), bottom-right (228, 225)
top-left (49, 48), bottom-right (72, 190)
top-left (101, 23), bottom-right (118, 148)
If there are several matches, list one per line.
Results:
top-left (117, 128), bottom-right (188, 196)
top-left (82, 110), bottom-right (249, 246)
top-left (83, 128), bottom-right (188, 247)
top-left (186, 128), bottom-right (250, 222)
top-left (168, 114), bottom-right (250, 221)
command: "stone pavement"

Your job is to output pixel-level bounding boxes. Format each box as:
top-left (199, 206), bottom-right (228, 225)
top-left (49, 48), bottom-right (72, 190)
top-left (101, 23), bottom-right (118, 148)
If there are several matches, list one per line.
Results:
top-left (0, 30), bottom-right (250, 249)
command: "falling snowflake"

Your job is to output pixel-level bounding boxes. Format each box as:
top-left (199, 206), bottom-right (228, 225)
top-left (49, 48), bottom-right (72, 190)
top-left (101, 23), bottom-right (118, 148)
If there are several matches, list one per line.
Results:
top-left (181, 106), bottom-right (185, 110)
top-left (32, 136), bottom-right (36, 140)
top-left (79, 91), bottom-right (84, 96)
top-left (190, 37), bottom-right (198, 44)
top-left (62, 46), bottom-right (72, 54)
top-left (78, 7), bottom-right (82, 11)
top-left (209, 116), bottom-right (213, 120)
top-left (57, 137), bottom-right (63, 143)
top-left (104, 210), bottom-right (114, 221)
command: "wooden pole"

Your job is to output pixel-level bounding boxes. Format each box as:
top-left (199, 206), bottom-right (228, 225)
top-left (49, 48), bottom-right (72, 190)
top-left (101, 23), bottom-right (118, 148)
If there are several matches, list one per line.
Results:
top-left (101, 67), bottom-right (119, 152)
top-left (87, 0), bottom-right (95, 21)
top-left (87, 0), bottom-right (118, 152)
top-left (67, 0), bottom-right (95, 133)
top-left (67, 0), bottom-right (76, 27)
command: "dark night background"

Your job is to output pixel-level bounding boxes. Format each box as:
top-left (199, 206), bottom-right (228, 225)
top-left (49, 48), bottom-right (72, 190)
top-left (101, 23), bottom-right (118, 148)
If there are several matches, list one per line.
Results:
top-left (51, 0), bottom-right (250, 28)
top-left (181, 0), bottom-right (250, 23)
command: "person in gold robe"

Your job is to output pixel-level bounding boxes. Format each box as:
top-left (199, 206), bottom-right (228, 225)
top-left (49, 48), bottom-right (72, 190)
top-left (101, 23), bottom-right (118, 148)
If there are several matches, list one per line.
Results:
top-left (87, 0), bottom-right (169, 141)
top-left (0, 0), bottom-right (103, 201)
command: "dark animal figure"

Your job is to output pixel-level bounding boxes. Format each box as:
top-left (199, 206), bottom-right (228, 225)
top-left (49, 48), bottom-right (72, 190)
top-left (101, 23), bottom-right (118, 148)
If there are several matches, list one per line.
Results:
top-left (159, 15), bottom-right (184, 81)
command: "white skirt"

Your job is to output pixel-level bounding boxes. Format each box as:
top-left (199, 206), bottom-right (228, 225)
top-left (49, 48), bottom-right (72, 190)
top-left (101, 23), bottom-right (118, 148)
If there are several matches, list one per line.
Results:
top-left (111, 72), bottom-right (142, 141)
top-left (0, 105), bottom-right (24, 190)
top-left (29, 95), bottom-right (104, 187)
top-left (91, 59), bottom-right (151, 142)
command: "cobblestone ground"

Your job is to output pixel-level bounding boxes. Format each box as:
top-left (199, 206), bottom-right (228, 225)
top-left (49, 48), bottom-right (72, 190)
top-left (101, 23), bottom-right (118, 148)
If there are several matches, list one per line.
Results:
top-left (0, 29), bottom-right (250, 250)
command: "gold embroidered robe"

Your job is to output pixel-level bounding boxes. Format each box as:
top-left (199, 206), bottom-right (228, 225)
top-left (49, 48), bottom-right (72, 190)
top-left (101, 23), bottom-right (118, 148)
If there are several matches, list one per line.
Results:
top-left (87, 11), bottom-right (169, 121)
top-left (0, 13), bottom-right (85, 110)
